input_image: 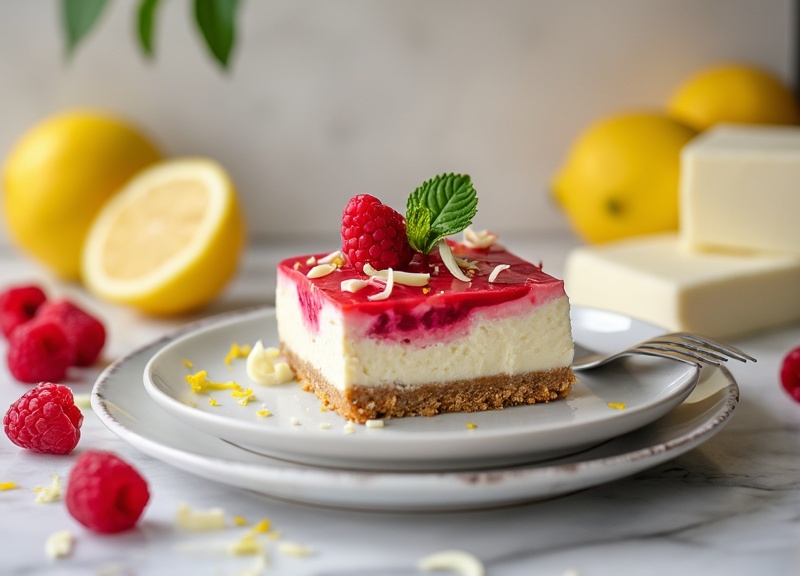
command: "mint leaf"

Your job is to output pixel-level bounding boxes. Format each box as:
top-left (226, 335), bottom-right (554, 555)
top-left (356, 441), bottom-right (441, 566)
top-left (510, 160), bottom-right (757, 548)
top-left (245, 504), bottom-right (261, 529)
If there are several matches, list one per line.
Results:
top-left (194, 0), bottom-right (241, 70)
top-left (62, 0), bottom-right (109, 58)
top-left (405, 173), bottom-right (478, 254)
top-left (137, 0), bottom-right (160, 58)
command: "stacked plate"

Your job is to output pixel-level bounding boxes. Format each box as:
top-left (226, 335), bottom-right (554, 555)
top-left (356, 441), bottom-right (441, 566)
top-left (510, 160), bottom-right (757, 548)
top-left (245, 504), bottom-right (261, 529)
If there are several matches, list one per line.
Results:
top-left (92, 307), bottom-right (739, 512)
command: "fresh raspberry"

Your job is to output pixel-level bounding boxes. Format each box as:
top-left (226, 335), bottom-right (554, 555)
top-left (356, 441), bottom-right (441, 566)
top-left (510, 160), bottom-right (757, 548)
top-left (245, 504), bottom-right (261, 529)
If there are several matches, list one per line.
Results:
top-left (37, 300), bottom-right (106, 366)
top-left (66, 451), bottom-right (150, 534)
top-left (7, 320), bottom-right (75, 383)
top-left (780, 346), bottom-right (800, 402)
top-left (0, 284), bottom-right (47, 338)
top-left (3, 382), bottom-right (82, 454)
top-left (341, 194), bottom-right (414, 272)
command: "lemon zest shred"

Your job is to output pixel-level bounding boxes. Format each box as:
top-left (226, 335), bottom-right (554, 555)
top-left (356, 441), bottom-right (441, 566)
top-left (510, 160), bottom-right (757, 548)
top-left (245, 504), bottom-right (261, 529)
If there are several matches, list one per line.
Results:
top-left (224, 343), bottom-right (252, 366)
top-left (608, 402), bottom-right (626, 410)
top-left (0, 482), bottom-right (18, 491)
top-left (186, 370), bottom-right (241, 394)
top-left (182, 359), bottom-right (193, 369)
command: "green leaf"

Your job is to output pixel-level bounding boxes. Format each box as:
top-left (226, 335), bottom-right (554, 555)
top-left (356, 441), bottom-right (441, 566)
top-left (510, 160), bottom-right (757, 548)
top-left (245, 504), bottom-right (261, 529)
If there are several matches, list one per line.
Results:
top-left (62, 0), bottom-right (109, 57)
top-left (405, 173), bottom-right (478, 254)
top-left (194, 0), bottom-right (241, 70)
top-left (405, 205), bottom-right (432, 255)
top-left (137, 0), bottom-right (161, 57)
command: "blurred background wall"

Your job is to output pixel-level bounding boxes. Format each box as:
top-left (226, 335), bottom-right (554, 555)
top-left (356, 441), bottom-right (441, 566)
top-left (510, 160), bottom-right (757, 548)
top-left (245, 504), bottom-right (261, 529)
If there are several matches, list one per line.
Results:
top-left (0, 0), bottom-right (794, 243)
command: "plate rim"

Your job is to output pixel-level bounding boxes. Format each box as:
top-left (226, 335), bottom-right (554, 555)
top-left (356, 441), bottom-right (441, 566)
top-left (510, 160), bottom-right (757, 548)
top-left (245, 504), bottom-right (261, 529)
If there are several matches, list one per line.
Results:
top-left (138, 306), bottom-right (700, 466)
top-left (92, 333), bottom-right (739, 509)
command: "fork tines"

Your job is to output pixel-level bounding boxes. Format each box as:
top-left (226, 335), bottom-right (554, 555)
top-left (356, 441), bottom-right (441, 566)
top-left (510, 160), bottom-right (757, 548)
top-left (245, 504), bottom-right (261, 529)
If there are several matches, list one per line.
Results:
top-left (645, 333), bottom-right (757, 365)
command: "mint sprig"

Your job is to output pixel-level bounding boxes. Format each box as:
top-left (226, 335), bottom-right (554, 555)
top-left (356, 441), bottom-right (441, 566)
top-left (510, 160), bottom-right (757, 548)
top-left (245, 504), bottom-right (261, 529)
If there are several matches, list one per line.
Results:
top-left (405, 173), bottom-right (478, 255)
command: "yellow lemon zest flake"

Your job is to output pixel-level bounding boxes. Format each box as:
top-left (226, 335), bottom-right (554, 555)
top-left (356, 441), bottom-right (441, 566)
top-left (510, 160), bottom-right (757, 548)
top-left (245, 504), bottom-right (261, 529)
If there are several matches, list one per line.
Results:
top-left (233, 516), bottom-right (248, 527)
top-left (183, 359), bottom-right (193, 369)
top-left (0, 482), bottom-right (18, 491)
top-left (466, 422), bottom-right (478, 430)
top-left (225, 343), bottom-right (252, 366)
top-left (251, 519), bottom-right (271, 534)
top-left (209, 397), bottom-right (219, 407)
top-left (186, 370), bottom-right (241, 394)
top-left (256, 408), bottom-right (272, 418)
top-left (608, 402), bottom-right (626, 410)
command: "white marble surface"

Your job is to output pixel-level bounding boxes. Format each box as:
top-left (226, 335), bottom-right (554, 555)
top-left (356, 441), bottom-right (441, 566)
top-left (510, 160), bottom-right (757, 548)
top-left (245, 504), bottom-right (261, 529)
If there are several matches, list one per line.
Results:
top-left (2, 234), bottom-right (800, 576)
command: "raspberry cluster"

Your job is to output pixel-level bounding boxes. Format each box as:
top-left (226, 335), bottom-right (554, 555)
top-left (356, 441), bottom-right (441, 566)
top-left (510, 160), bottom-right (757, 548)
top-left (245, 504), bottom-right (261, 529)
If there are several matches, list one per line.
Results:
top-left (0, 284), bottom-right (106, 383)
top-left (341, 194), bottom-right (414, 272)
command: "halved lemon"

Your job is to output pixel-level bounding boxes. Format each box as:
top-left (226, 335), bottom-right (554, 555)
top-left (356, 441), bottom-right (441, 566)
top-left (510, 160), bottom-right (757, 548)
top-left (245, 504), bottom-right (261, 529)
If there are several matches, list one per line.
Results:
top-left (82, 158), bottom-right (246, 315)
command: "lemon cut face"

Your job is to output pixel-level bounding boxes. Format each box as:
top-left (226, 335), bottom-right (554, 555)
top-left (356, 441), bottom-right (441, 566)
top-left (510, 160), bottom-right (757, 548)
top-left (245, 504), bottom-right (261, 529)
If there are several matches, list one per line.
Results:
top-left (82, 158), bottom-right (245, 315)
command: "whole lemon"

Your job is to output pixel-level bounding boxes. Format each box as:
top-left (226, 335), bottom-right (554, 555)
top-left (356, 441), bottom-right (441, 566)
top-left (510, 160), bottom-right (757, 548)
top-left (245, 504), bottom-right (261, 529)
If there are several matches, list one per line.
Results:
top-left (668, 63), bottom-right (799, 131)
top-left (552, 112), bottom-right (697, 244)
top-left (2, 111), bottom-right (161, 279)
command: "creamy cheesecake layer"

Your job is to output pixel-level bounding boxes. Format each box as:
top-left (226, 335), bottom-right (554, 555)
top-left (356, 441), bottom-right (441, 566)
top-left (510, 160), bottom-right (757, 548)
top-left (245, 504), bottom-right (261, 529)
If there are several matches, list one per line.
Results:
top-left (276, 271), bottom-right (574, 390)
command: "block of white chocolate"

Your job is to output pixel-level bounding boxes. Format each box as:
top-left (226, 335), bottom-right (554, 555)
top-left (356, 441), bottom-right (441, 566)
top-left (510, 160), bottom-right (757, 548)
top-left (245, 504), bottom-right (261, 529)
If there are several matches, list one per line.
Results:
top-left (564, 233), bottom-right (800, 338)
top-left (680, 124), bottom-right (800, 255)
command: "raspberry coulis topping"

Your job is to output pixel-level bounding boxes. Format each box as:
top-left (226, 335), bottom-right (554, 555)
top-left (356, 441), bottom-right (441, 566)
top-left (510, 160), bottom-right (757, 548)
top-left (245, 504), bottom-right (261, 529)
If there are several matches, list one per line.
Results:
top-left (279, 242), bottom-right (565, 341)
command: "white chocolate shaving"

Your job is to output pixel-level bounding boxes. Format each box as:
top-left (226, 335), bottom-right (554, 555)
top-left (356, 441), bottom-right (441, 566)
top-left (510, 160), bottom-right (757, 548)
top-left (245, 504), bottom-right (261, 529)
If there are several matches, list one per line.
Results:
top-left (45, 530), bottom-right (74, 559)
top-left (306, 263), bottom-right (337, 279)
top-left (246, 340), bottom-right (295, 386)
top-left (364, 264), bottom-right (429, 287)
top-left (175, 503), bottom-right (227, 531)
top-left (418, 549), bottom-right (485, 576)
top-left (34, 475), bottom-right (61, 503)
top-left (437, 240), bottom-right (471, 282)
top-left (305, 256), bottom-right (316, 265)
top-left (278, 541), bottom-right (314, 557)
top-left (343, 421), bottom-right (356, 434)
top-left (488, 264), bottom-right (510, 283)
top-left (365, 419), bottom-right (384, 429)
top-left (341, 279), bottom-right (369, 293)
top-left (367, 268), bottom-right (395, 301)
top-left (318, 250), bottom-right (345, 265)
top-left (463, 227), bottom-right (498, 249)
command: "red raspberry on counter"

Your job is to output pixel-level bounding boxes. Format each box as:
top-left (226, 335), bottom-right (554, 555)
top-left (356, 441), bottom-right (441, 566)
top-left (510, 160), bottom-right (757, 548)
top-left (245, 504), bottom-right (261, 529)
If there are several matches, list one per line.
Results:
top-left (0, 284), bottom-right (47, 338)
top-left (37, 300), bottom-right (106, 366)
top-left (3, 382), bottom-right (82, 454)
top-left (341, 194), bottom-right (414, 272)
top-left (66, 451), bottom-right (150, 534)
top-left (7, 321), bottom-right (75, 383)
top-left (780, 346), bottom-right (800, 402)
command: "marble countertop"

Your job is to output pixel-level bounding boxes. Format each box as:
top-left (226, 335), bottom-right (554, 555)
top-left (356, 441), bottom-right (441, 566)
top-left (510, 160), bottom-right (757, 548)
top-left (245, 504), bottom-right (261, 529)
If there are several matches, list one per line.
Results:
top-left (1, 234), bottom-right (799, 576)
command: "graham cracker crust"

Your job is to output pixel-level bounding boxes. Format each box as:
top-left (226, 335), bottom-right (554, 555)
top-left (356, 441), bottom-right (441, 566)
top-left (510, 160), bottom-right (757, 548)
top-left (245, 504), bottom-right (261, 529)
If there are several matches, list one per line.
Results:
top-left (283, 347), bottom-right (576, 424)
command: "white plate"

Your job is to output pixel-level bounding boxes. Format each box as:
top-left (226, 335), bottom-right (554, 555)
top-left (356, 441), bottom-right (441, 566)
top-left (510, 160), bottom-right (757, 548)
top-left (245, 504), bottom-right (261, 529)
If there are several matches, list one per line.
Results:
top-left (142, 307), bottom-right (700, 471)
top-left (92, 326), bottom-right (738, 511)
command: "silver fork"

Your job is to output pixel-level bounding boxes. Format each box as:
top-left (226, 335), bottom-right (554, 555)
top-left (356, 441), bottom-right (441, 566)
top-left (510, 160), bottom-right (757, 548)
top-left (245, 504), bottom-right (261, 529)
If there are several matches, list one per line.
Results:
top-left (571, 332), bottom-right (756, 371)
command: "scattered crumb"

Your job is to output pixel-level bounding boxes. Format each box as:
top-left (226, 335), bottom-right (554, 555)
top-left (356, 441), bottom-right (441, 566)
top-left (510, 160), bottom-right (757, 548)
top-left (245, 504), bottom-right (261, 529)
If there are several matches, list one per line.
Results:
top-left (290, 417), bottom-right (301, 427)
top-left (175, 503), bottom-right (227, 531)
top-left (319, 422), bottom-right (332, 430)
top-left (418, 549), bottom-right (484, 576)
top-left (365, 419), bottom-right (384, 429)
top-left (34, 475), bottom-right (61, 503)
top-left (0, 481), bottom-right (18, 491)
top-left (563, 569), bottom-right (581, 576)
top-left (228, 533), bottom-right (264, 556)
top-left (277, 541), bottom-right (314, 558)
top-left (44, 530), bottom-right (74, 559)
top-left (608, 403), bottom-right (626, 410)
top-left (343, 421), bottom-right (356, 435)
top-left (305, 256), bottom-right (317, 265)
